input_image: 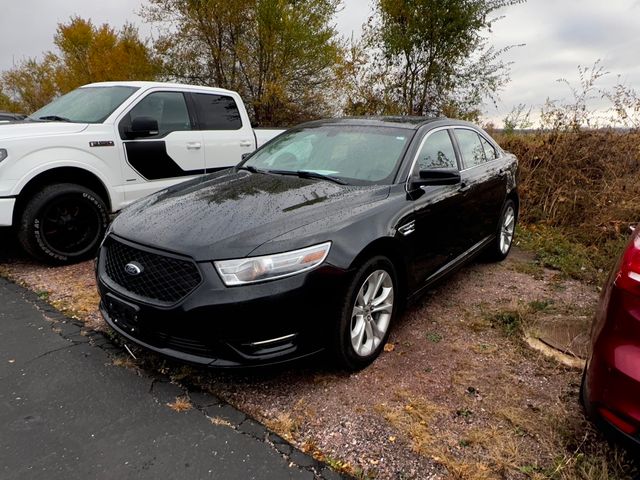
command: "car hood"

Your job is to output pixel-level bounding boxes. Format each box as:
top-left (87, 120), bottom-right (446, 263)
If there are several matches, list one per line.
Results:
top-left (111, 170), bottom-right (390, 261)
top-left (0, 121), bottom-right (89, 140)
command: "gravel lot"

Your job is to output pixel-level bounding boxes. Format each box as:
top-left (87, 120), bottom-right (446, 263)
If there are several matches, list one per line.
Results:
top-left (1, 232), bottom-right (637, 479)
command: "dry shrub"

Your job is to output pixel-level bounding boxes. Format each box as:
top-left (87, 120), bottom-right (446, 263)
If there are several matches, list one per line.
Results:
top-left (497, 130), bottom-right (640, 241)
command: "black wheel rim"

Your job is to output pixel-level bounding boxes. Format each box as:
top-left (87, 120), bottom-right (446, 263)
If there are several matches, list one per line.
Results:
top-left (39, 194), bottom-right (102, 257)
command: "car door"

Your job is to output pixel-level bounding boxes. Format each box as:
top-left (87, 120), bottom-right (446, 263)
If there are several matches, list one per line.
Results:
top-left (453, 128), bottom-right (506, 247)
top-left (119, 90), bottom-right (205, 203)
top-left (190, 92), bottom-right (255, 171)
top-left (405, 128), bottom-right (467, 286)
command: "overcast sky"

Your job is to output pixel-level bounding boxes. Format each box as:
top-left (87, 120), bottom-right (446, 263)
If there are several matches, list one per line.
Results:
top-left (2, 0), bottom-right (640, 124)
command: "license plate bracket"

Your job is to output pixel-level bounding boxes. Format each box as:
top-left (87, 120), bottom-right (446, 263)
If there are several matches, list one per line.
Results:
top-left (105, 293), bottom-right (140, 332)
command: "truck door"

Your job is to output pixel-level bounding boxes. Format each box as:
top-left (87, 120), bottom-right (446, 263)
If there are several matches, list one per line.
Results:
top-left (118, 90), bottom-right (205, 203)
top-left (190, 92), bottom-right (256, 171)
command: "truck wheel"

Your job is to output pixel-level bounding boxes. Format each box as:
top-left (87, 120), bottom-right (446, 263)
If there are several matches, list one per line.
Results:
top-left (18, 183), bottom-right (108, 264)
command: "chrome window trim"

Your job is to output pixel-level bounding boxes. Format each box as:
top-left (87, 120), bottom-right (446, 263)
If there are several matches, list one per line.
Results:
top-left (451, 126), bottom-right (504, 172)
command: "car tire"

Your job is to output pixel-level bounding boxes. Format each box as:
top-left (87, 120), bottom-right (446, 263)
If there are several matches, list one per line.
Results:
top-left (486, 199), bottom-right (517, 262)
top-left (332, 256), bottom-right (398, 371)
top-left (18, 183), bottom-right (108, 264)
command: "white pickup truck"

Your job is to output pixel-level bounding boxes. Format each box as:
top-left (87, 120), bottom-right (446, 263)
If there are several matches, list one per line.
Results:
top-left (0, 81), bottom-right (283, 263)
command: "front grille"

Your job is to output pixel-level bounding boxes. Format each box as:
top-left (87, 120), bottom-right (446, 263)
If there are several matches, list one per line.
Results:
top-left (103, 237), bottom-right (202, 304)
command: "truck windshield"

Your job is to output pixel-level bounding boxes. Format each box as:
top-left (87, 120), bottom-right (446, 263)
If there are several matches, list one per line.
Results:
top-left (29, 86), bottom-right (139, 124)
top-left (242, 125), bottom-right (411, 185)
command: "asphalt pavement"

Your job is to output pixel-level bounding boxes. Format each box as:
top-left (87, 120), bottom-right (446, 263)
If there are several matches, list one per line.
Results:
top-left (0, 277), bottom-right (341, 480)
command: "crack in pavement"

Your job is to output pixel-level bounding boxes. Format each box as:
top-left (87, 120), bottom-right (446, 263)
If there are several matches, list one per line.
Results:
top-left (0, 276), bottom-right (346, 480)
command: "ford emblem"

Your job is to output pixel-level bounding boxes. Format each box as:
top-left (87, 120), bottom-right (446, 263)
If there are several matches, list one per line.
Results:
top-left (124, 262), bottom-right (143, 276)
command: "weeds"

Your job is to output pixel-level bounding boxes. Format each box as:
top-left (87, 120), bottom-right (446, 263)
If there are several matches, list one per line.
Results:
top-left (426, 332), bottom-right (443, 343)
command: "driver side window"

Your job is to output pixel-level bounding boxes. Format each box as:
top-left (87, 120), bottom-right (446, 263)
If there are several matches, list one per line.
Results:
top-left (416, 130), bottom-right (458, 171)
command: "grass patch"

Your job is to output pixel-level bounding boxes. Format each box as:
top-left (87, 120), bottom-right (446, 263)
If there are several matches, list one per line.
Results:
top-left (426, 332), bottom-right (443, 343)
top-left (516, 224), bottom-right (627, 284)
top-left (488, 309), bottom-right (525, 337)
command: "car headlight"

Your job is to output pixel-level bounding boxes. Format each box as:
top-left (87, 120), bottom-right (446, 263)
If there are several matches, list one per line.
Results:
top-left (214, 242), bottom-right (331, 286)
top-left (0, 149), bottom-right (7, 163)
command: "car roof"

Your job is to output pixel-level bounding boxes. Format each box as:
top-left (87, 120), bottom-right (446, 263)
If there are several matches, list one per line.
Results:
top-left (297, 116), bottom-right (479, 130)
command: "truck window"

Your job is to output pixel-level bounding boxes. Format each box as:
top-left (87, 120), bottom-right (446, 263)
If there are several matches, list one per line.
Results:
top-left (120, 91), bottom-right (192, 139)
top-left (192, 93), bottom-right (242, 130)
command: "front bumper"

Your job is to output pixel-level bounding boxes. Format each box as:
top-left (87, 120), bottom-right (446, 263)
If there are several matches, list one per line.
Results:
top-left (0, 197), bottom-right (15, 226)
top-left (96, 235), bottom-right (351, 367)
top-left (584, 286), bottom-right (640, 449)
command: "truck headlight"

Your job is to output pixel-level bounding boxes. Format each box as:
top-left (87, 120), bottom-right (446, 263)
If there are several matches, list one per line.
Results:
top-left (0, 149), bottom-right (7, 163)
top-left (214, 242), bottom-right (331, 286)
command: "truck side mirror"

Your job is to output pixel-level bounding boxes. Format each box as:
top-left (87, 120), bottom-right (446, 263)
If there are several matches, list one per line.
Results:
top-left (127, 116), bottom-right (159, 139)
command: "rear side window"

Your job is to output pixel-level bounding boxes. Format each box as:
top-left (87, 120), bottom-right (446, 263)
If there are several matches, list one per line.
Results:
top-left (121, 91), bottom-right (192, 138)
top-left (416, 130), bottom-right (457, 170)
top-left (192, 93), bottom-right (242, 130)
top-left (454, 129), bottom-right (486, 169)
top-left (480, 136), bottom-right (498, 161)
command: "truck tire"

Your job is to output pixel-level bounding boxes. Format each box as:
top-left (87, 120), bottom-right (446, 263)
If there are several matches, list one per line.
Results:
top-left (17, 183), bottom-right (108, 264)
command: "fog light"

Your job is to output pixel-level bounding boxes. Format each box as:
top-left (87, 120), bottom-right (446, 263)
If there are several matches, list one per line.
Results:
top-left (0, 149), bottom-right (7, 163)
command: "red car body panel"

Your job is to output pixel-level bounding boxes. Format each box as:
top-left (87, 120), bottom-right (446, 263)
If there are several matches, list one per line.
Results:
top-left (584, 225), bottom-right (640, 447)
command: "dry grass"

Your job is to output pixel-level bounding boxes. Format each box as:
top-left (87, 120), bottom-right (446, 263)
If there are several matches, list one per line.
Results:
top-left (166, 396), bottom-right (192, 412)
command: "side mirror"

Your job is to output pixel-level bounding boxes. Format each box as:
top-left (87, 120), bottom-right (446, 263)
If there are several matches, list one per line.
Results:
top-left (126, 116), bottom-right (159, 139)
top-left (409, 168), bottom-right (461, 190)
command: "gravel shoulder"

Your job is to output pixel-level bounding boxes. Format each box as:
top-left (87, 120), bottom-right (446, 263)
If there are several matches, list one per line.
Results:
top-left (0, 233), bottom-right (636, 479)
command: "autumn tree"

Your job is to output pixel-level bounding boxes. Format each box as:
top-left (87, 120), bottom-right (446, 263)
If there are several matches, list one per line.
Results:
top-left (143, 0), bottom-right (343, 126)
top-left (1, 17), bottom-right (160, 113)
top-left (344, 0), bottom-right (524, 120)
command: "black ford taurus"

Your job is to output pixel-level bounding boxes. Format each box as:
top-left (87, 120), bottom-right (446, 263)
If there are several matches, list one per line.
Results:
top-left (97, 117), bottom-right (518, 370)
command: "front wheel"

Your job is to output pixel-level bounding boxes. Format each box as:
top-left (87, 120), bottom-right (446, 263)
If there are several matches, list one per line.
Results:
top-left (18, 183), bottom-right (109, 264)
top-left (332, 256), bottom-right (398, 370)
top-left (485, 199), bottom-right (517, 262)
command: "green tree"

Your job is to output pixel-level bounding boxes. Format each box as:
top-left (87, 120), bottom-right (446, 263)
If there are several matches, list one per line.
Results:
top-left (143, 0), bottom-right (343, 126)
top-left (1, 17), bottom-right (160, 113)
top-left (344, 0), bottom-right (524, 120)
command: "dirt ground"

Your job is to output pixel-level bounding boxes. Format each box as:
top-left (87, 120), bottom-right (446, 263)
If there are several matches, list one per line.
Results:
top-left (0, 233), bottom-right (637, 479)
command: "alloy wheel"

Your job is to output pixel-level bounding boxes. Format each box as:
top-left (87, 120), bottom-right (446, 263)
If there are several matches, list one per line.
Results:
top-left (350, 269), bottom-right (394, 357)
top-left (500, 205), bottom-right (516, 255)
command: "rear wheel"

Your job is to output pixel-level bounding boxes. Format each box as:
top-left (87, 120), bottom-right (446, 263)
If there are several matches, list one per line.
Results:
top-left (485, 199), bottom-right (517, 262)
top-left (332, 256), bottom-right (398, 370)
top-left (18, 183), bottom-right (108, 264)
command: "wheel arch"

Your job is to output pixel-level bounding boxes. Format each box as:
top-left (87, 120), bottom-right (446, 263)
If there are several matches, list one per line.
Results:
top-left (14, 167), bottom-right (112, 221)
top-left (506, 188), bottom-right (520, 217)
top-left (349, 236), bottom-right (409, 302)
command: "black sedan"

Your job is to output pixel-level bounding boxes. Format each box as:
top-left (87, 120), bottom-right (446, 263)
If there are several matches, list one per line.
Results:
top-left (96, 117), bottom-right (518, 370)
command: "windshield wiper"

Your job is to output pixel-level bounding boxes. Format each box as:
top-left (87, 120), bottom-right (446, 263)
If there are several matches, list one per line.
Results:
top-left (38, 115), bottom-right (72, 122)
top-left (268, 169), bottom-right (348, 185)
top-left (237, 165), bottom-right (265, 174)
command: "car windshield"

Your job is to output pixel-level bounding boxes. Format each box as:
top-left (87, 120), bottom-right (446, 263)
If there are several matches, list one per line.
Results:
top-left (29, 86), bottom-right (139, 123)
top-left (243, 125), bottom-right (412, 185)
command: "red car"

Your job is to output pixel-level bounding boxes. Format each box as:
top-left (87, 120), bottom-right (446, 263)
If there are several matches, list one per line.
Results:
top-left (583, 224), bottom-right (640, 451)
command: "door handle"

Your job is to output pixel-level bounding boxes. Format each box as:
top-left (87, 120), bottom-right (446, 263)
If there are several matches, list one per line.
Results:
top-left (239, 140), bottom-right (253, 147)
top-left (186, 142), bottom-right (202, 150)
top-left (459, 182), bottom-right (471, 193)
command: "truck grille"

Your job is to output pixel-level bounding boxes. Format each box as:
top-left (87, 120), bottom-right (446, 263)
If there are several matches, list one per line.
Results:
top-left (102, 237), bottom-right (202, 305)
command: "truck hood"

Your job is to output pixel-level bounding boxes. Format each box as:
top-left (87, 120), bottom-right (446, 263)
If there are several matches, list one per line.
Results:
top-left (111, 169), bottom-right (390, 261)
top-left (0, 121), bottom-right (89, 140)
